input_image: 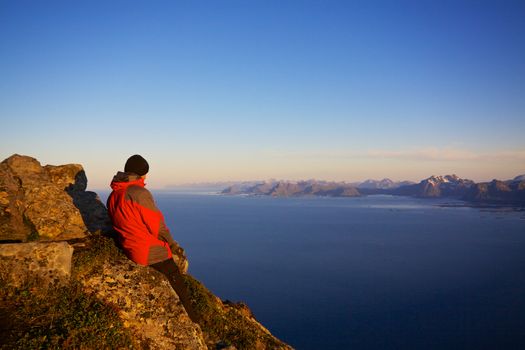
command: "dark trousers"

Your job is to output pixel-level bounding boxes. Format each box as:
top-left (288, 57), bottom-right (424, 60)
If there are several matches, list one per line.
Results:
top-left (150, 259), bottom-right (199, 323)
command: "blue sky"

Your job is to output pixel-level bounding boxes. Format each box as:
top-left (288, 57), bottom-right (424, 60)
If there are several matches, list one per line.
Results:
top-left (1, 0), bottom-right (524, 189)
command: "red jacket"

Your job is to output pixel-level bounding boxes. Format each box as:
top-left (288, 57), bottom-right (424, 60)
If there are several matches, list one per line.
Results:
top-left (107, 172), bottom-right (175, 266)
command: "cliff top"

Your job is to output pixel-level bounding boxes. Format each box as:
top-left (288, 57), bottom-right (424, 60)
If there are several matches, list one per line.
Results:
top-left (0, 154), bottom-right (292, 350)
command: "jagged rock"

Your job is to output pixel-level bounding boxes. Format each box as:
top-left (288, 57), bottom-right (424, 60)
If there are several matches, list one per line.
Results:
top-left (81, 254), bottom-right (207, 350)
top-left (0, 242), bottom-right (73, 288)
top-left (0, 154), bottom-right (110, 242)
top-left (44, 164), bottom-right (87, 191)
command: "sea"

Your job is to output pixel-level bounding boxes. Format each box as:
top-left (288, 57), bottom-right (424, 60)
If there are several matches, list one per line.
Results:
top-left (100, 190), bottom-right (525, 349)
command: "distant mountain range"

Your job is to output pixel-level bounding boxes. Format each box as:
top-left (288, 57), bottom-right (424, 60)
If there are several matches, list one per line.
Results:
top-left (222, 180), bottom-right (360, 197)
top-left (165, 181), bottom-right (261, 190)
top-left (357, 178), bottom-right (415, 190)
top-left (221, 174), bottom-right (525, 205)
top-left (464, 176), bottom-right (525, 204)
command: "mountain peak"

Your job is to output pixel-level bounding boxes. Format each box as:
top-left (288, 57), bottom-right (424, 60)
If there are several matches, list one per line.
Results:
top-left (513, 174), bottom-right (525, 182)
top-left (425, 174), bottom-right (466, 185)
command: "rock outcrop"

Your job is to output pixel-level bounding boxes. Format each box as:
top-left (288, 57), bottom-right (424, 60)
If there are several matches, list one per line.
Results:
top-left (72, 234), bottom-right (291, 350)
top-left (0, 154), bottom-right (109, 242)
top-left (79, 250), bottom-right (207, 350)
top-left (0, 242), bottom-right (73, 288)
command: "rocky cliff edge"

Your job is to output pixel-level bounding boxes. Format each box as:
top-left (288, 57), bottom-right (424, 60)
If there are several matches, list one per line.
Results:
top-left (0, 154), bottom-right (291, 350)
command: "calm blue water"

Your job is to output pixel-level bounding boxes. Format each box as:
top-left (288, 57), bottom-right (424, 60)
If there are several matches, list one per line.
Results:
top-left (101, 191), bottom-right (525, 349)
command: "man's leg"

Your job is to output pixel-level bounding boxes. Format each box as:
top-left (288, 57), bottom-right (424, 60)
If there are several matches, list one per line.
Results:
top-left (150, 259), bottom-right (200, 323)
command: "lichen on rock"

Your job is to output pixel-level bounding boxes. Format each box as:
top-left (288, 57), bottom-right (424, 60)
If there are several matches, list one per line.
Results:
top-left (0, 242), bottom-right (73, 288)
top-left (78, 252), bottom-right (207, 350)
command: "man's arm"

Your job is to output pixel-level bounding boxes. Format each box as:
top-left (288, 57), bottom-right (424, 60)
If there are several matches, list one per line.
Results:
top-left (157, 213), bottom-right (188, 273)
top-left (157, 217), bottom-right (175, 244)
top-left (127, 186), bottom-right (184, 254)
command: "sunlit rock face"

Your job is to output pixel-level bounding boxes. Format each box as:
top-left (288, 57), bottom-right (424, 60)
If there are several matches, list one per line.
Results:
top-left (0, 242), bottom-right (74, 288)
top-left (0, 154), bottom-right (109, 242)
top-left (81, 254), bottom-right (207, 350)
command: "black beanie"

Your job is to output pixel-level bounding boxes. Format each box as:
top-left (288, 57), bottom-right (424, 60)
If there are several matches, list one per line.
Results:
top-left (124, 154), bottom-right (149, 176)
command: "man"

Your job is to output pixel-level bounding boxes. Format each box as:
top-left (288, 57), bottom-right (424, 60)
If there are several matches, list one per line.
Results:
top-left (107, 154), bottom-right (198, 322)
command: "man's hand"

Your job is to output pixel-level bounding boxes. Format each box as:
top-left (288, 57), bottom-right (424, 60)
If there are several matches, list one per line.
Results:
top-left (170, 242), bottom-right (189, 274)
top-left (169, 242), bottom-right (186, 258)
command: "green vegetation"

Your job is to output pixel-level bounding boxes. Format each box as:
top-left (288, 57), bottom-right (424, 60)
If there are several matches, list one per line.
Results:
top-left (183, 274), bottom-right (285, 350)
top-left (0, 279), bottom-right (135, 349)
top-left (72, 232), bottom-right (124, 278)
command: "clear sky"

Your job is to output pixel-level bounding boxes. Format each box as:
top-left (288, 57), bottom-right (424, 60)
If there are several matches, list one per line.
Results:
top-left (1, 0), bottom-right (524, 189)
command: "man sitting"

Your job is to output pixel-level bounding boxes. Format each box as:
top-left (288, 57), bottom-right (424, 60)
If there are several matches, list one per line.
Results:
top-left (107, 154), bottom-right (198, 322)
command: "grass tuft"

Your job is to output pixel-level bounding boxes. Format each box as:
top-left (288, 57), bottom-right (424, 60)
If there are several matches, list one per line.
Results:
top-left (72, 231), bottom-right (124, 278)
top-left (0, 279), bottom-right (135, 349)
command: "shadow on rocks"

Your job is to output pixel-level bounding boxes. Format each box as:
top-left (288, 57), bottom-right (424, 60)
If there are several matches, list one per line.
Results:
top-left (65, 170), bottom-right (111, 235)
